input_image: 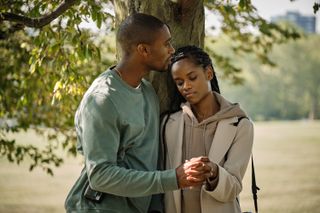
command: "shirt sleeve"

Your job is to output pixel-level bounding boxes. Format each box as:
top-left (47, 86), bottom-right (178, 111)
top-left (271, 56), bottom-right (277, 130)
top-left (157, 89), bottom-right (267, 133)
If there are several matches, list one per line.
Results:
top-left (80, 93), bottom-right (178, 197)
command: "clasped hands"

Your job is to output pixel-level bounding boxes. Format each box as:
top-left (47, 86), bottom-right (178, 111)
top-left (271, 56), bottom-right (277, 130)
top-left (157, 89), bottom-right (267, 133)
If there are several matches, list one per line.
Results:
top-left (176, 156), bottom-right (218, 189)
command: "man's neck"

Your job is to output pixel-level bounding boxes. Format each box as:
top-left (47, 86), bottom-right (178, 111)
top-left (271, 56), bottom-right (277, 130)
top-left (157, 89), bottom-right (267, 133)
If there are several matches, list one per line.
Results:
top-left (115, 60), bottom-right (148, 88)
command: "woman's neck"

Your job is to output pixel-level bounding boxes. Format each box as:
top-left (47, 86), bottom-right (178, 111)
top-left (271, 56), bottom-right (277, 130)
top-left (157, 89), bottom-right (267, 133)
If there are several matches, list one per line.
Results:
top-left (191, 92), bottom-right (220, 122)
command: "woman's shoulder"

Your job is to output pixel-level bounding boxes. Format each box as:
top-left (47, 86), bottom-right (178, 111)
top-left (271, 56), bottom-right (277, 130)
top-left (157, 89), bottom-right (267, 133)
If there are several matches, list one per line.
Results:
top-left (166, 111), bottom-right (183, 121)
top-left (218, 116), bottom-right (254, 132)
top-left (161, 111), bottom-right (183, 127)
top-left (234, 116), bottom-right (254, 135)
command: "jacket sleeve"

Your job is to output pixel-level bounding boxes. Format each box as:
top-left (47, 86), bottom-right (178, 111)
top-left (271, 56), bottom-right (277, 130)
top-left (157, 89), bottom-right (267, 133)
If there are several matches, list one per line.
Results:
top-left (203, 119), bottom-right (254, 202)
top-left (81, 93), bottom-right (178, 197)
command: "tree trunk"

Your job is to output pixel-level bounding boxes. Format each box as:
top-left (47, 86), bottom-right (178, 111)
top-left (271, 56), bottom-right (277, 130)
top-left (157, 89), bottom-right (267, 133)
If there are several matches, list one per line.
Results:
top-left (309, 90), bottom-right (319, 120)
top-left (113, 0), bottom-right (205, 112)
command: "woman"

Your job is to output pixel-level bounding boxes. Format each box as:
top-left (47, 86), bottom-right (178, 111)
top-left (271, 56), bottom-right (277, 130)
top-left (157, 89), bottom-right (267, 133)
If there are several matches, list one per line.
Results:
top-left (162, 45), bottom-right (254, 213)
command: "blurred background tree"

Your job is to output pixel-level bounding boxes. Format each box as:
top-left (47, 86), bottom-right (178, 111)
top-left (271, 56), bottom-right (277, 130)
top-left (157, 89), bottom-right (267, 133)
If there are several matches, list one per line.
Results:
top-left (0, 0), bottom-right (308, 173)
top-left (210, 27), bottom-right (320, 121)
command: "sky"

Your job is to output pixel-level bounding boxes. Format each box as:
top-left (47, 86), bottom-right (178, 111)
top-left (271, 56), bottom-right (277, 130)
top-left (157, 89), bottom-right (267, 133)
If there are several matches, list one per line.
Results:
top-left (252, 0), bottom-right (318, 20)
top-left (253, 0), bottom-right (319, 29)
top-left (205, 0), bottom-right (319, 34)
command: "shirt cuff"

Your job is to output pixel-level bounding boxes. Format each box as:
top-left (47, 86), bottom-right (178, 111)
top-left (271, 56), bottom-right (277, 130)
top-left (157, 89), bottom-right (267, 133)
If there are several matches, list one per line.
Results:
top-left (160, 169), bottom-right (179, 192)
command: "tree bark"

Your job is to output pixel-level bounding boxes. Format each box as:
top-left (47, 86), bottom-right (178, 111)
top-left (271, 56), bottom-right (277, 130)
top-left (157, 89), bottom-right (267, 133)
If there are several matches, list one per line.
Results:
top-left (0, 0), bottom-right (78, 28)
top-left (113, 0), bottom-right (204, 112)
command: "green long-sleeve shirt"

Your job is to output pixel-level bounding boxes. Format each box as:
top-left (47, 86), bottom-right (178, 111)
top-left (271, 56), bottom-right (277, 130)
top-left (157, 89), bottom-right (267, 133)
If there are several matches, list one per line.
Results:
top-left (65, 68), bottom-right (178, 213)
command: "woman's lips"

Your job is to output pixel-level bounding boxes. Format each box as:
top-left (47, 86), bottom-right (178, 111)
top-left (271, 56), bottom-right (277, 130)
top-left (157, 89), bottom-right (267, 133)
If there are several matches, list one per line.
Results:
top-left (184, 92), bottom-right (195, 99)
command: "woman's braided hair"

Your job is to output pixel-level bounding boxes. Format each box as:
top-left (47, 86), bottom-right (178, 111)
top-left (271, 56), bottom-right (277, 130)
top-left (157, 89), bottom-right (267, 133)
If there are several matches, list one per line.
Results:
top-left (167, 45), bottom-right (221, 114)
top-left (161, 45), bottom-right (221, 167)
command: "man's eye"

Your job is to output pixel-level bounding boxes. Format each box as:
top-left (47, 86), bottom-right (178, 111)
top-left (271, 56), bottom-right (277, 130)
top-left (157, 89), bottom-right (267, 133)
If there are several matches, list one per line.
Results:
top-left (190, 76), bottom-right (197, 81)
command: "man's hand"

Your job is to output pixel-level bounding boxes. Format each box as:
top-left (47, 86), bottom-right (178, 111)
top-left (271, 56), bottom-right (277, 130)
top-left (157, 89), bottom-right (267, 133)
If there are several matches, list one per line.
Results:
top-left (175, 156), bottom-right (214, 189)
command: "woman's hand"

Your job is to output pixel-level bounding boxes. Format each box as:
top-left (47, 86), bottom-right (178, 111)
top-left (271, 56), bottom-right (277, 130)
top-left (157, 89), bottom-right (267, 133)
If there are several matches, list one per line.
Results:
top-left (175, 156), bottom-right (216, 189)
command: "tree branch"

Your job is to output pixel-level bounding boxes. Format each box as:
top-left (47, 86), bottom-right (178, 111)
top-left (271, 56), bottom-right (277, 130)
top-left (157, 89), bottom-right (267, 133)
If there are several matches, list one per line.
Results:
top-left (0, 0), bottom-right (78, 28)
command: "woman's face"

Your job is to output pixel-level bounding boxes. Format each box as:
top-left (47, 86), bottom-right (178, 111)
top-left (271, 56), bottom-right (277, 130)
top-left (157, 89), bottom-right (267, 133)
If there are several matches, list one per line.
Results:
top-left (171, 58), bottom-right (213, 105)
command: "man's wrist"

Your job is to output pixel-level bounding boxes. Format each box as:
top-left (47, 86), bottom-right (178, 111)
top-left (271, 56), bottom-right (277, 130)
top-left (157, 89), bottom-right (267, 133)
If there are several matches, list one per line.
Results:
top-left (160, 169), bottom-right (179, 191)
top-left (175, 168), bottom-right (180, 189)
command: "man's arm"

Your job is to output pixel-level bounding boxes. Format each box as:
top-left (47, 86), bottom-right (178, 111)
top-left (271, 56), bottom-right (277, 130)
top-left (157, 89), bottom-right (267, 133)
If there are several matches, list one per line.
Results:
top-left (80, 93), bottom-right (178, 197)
top-left (81, 93), bottom-right (209, 197)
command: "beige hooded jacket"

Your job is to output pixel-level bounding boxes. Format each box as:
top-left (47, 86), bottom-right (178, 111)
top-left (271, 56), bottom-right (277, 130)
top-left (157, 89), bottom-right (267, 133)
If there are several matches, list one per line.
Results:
top-left (162, 92), bottom-right (254, 213)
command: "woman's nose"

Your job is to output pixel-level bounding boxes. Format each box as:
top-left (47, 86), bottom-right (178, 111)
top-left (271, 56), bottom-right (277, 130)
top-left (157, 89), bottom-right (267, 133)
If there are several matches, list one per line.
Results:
top-left (183, 81), bottom-right (191, 90)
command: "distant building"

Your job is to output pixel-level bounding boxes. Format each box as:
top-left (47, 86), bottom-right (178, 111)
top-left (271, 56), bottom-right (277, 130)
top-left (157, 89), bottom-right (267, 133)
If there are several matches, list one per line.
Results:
top-left (271, 11), bottom-right (316, 33)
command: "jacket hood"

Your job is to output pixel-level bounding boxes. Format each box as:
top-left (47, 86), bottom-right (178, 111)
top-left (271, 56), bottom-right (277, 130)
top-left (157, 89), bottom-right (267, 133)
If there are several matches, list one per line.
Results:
top-left (181, 92), bottom-right (247, 126)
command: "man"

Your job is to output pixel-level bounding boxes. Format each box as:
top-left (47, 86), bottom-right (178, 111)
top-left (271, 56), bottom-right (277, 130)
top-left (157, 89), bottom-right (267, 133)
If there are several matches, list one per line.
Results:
top-left (65, 13), bottom-right (211, 213)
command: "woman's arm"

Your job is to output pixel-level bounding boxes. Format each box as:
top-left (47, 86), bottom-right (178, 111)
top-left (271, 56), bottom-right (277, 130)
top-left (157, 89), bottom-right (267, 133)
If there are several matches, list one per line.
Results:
top-left (203, 119), bottom-right (254, 202)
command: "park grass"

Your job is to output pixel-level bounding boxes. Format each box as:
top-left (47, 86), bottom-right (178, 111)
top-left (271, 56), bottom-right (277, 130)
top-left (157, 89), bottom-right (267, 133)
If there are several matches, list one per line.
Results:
top-left (1, 121), bottom-right (320, 213)
top-left (240, 121), bottom-right (320, 213)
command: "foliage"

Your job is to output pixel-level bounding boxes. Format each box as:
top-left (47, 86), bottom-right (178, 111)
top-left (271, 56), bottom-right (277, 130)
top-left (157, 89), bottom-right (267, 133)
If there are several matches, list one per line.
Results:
top-left (271, 35), bottom-right (320, 119)
top-left (313, 2), bottom-right (320, 14)
top-left (0, 0), bottom-right (116, 174)
top-left (0, 0), bottom-right (303, 172)
top-left (204, 0), bottom-right (300, 84)
top-left (218, 35), bottom-right (320, 121)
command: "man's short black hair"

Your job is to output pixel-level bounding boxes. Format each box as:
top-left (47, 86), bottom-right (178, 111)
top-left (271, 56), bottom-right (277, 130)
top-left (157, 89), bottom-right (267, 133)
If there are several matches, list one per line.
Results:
top-left (116, 13), bottom-right (166, 55)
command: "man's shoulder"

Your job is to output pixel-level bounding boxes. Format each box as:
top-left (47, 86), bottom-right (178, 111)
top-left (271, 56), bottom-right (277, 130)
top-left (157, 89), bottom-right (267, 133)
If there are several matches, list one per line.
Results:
top-left (87, 69), bottom-right (118, 96)
top-left (77, 70), bottom-right (117, 110)
top-left (141, 78), bottom-right (152, 87)
top-left (141, 78), bottom-right (156, 92)
top-left (141, 79), bottom-right (159, 104)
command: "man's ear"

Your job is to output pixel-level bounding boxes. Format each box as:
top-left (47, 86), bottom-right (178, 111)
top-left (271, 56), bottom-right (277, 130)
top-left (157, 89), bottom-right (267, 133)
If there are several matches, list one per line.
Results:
top-left (137, 43), bottom-right (150, 57)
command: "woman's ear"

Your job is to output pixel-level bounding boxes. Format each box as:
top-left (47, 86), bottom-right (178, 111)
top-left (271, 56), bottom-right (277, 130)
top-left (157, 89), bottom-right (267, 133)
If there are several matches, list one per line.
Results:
top-left (206, 66), bottom-right (214, 80)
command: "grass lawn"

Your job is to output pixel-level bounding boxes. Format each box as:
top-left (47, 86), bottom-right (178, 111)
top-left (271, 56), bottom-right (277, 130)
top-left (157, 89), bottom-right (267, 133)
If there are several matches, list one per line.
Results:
top-left (1, 121), bottom-right (320, 213)
top-left (240, 121), bottom-right (320, 213)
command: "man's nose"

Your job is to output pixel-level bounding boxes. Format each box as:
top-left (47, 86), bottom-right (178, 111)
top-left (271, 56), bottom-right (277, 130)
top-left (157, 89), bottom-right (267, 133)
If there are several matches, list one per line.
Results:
top-left (169, 44), bottom-right (175, 54)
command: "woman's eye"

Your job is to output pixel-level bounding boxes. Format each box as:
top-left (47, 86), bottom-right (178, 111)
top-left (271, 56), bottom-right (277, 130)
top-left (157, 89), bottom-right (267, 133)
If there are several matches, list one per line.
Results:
top-left (176, 81), bottom-right (183, 86)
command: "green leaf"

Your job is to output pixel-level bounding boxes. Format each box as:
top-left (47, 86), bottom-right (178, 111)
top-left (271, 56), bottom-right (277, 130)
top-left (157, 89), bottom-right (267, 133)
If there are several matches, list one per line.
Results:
top-left (239, 0), bottom-right (245, 9)
top-left (47, 168), bottom-right (54, 176)
top-left (29, 63), bottom-right (37, 74)
top-left (97, 13), bottom-right (102, 28)
top-left (313, 3), bottom-right (319, 14)
top-left (29, 164), bottom-right (35, 171)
